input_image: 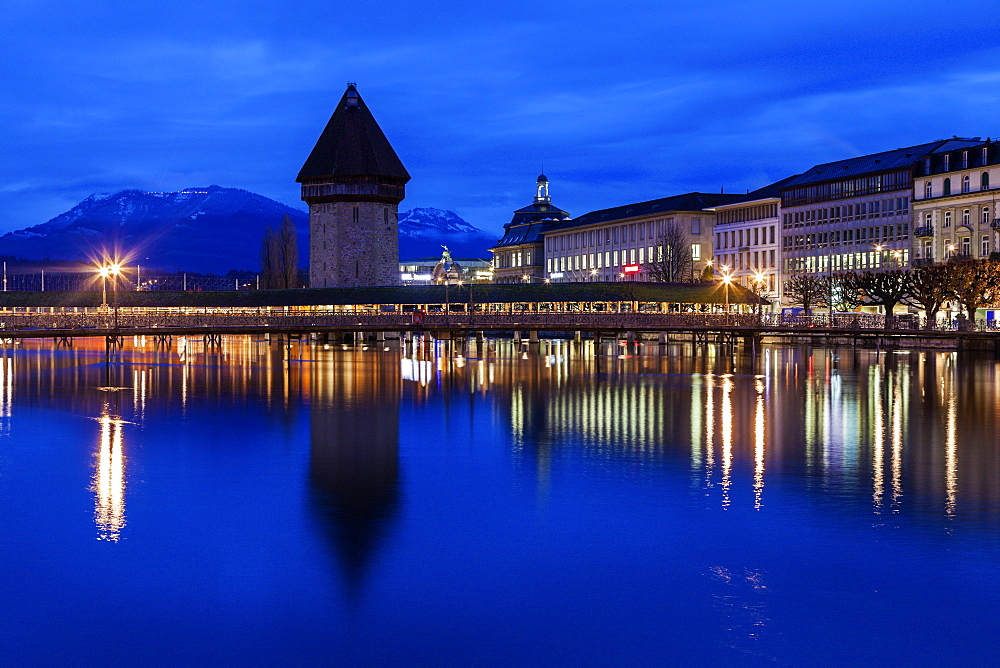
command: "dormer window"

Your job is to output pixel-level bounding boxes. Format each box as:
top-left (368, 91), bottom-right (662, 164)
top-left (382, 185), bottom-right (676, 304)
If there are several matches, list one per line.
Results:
top-left (943, 154), bottom-right (950, 171)
top-left (962, 151), bottom-right (969, 169)
top-left (983, 147), bottom-right (989, 165)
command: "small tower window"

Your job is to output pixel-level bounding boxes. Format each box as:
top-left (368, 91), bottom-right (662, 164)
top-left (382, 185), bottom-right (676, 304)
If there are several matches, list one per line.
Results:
top-left (352, 206), bottom-right (359, 223)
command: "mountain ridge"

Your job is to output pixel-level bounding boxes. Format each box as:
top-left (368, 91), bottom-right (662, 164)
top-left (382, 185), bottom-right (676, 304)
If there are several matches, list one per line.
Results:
top-left (0, 186), bottom-right (497, 274)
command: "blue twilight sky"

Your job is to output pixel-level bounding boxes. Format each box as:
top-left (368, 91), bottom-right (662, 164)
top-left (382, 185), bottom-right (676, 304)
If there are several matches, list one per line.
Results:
top-left (2, 0), bottom-right (999, 238)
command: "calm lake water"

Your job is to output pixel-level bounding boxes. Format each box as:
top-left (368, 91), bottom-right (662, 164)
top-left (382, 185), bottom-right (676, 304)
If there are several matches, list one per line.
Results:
top-left (0, 335), bottom-right (997, 665)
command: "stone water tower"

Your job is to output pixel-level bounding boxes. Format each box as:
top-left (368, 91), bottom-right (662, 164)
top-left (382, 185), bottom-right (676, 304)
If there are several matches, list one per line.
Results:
top-left (297, 84), bottom-right (410, 287)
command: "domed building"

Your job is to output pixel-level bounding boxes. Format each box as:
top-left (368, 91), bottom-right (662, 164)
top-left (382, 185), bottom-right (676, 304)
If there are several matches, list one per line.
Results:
top-left (489, 174), bottom-right (571, 284)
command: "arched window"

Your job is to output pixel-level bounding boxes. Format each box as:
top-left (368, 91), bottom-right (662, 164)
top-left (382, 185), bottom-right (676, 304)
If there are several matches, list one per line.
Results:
top-left (943, 178), bottom-right (952, 196)
top-left (982, 172), bottom-right (990, 190)
top-left (924, 181), bottom-right (933, 198)
top-left (963, 175), bottom-right (971, 193)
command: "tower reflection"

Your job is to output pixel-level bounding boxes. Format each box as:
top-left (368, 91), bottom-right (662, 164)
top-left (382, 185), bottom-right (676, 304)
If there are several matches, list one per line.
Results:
top-left (309, 348), bottom-right (401, 596)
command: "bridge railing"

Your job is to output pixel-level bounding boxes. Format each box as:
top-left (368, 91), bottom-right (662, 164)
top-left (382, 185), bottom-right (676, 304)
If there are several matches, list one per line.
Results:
top-left (0, 311), bottom-right (994, 333)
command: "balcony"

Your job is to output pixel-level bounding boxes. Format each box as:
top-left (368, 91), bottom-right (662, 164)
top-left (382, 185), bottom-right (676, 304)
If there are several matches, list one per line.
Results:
top-left (913, 226), bottom-right (934, 237)
top-left (990, 219), bottom-right (1000, 230)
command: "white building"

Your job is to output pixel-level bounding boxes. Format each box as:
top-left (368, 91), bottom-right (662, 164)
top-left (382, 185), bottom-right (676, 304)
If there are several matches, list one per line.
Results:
top-left (541, 192), bottom-right (747, 283)
top-left (911, 139), bottom-right (1000, 265)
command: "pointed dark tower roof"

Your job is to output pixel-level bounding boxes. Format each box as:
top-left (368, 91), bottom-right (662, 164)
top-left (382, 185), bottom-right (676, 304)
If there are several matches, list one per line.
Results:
top-left (297, 84), bottom-right (410, 182)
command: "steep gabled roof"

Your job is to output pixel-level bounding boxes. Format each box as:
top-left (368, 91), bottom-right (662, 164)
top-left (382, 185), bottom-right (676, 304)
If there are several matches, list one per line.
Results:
top-left (297, 84), bottom-right (410, 182)
top-left (783, 139), bottom-right (983, 188)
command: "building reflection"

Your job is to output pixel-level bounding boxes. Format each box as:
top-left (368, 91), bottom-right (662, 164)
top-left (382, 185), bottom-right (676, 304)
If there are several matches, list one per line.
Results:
top-left (414, 339), bottom-right (1000, 522)
top-left (310, 348), bottom-right (401, 596)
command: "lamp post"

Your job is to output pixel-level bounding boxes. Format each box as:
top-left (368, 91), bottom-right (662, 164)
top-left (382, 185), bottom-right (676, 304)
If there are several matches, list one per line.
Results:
top-left (98, 263), bottom-right (122, 327)
top-left (721, 265), bottom-right (732, 324)
top-left (947, 243), bottom-right (956, 260)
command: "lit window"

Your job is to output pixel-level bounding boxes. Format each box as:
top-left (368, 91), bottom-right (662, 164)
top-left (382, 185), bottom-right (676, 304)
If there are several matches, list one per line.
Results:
top-left (691, 243), bottom-right (702, 261)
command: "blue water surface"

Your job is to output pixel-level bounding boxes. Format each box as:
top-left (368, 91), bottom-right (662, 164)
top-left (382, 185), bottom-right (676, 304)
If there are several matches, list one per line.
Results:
top-left (0, 337), bottom-right (997, 666)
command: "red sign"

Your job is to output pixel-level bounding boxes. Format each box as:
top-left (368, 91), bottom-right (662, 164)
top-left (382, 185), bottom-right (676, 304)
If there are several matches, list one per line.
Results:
top-left (623, 265), bottom-right (640, 273)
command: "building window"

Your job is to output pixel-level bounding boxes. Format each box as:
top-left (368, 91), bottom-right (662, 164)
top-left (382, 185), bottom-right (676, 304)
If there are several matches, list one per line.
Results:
top-left (983, 147), bottom-right (989, 165)
top-left (691, 218), bottom-right (701, 235)
top-left (962, 151), bottom-right (969, 169)
top-left (983, 236), bottom-right (990, 257)
top-left (944, 211), bottom-right (952, 227)
top-left (962, 237), bottom-right (971, 256)
top-left (923, 181), bottom-right (932, 198)
top-left (944, 155), bottom-right (950, 171)
top-left (352, 206), bottom-right (359, 222)
top-left (924, 157), bottom-right (932, 174)
top-left (963, 209), bottom-right (971, 225)
top-left (963, 175), bottom-right (971, 193)
top-left (692, 243), bottom-right (702, 262)
top-left (943, 178), bottom-right (951, 196)
top-left (984, 207), bottom-right (991, 224)
top-left (983, 172), bottom-right (990, 190)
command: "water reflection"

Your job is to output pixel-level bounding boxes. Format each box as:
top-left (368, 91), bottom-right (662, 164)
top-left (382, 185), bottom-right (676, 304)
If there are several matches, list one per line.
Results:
top-left (310, 348), bottom-right (401, 596)
top-left (93, 402), bottom-right (126, 541)
top-left (0, 336), bottom-right (997, 582)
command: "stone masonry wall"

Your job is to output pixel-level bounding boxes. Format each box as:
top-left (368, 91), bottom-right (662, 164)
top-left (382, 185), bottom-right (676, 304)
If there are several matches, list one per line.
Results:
top-left (309, 201), bottom-right (400, 287)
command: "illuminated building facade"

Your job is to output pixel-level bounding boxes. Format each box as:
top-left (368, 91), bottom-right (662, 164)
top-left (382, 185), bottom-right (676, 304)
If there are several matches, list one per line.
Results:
top-left (707, 177), bottom-right (796, 306)
top-left (490, 174), bottom-right (572, 284)
top-left (298, 84), bottom-right (410, 288)
top-left (541, 192), bottom-right (744, 283)
top-left (911, 139), bottom-right (1000, 265)
top-left (779, 138), bottom-right (983, 279)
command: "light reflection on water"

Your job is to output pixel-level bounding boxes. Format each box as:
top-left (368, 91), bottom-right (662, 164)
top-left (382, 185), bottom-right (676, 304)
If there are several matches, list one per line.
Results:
top-left (0, 335), bottom-right (996, 664)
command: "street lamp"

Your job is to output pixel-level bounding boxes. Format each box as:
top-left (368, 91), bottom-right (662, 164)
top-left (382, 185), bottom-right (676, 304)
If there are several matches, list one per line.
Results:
top-left (590, 268), bottom-right (598, 282)
top-left (98, 263), bottom-right (122, 327)
top-left (947, 243), bottom-right (956, 260)
top-left (721, 267), bottom-right (733, 322)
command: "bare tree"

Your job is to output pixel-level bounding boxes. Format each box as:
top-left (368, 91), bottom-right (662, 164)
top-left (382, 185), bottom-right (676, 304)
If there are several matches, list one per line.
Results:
top-left (948, 258), bottom-right (1000, 325)
top-left (645, 220), bottom-right (693, 282)
top-left (260, 216), bottom-right (300, 289)
top-left (784, 272), bottom-right (828, 315)
top-left (279, 214), bottom-right (299, 289)
top-left (904, 263), bottom-right (956, 327)
top-left (838, 269), bottom-right (912, 328)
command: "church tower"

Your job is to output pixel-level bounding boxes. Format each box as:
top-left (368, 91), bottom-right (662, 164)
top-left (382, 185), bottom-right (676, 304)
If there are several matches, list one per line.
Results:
top-left (297, 84), bottom-right (410, 287)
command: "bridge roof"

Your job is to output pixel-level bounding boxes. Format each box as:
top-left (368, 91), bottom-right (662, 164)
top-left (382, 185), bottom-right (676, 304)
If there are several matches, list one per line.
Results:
top-left (0, 282), bottom-right (767, 308)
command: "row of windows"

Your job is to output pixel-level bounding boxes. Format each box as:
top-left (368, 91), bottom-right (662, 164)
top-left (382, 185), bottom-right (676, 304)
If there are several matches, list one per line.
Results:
top-left (545, 217), bottom-right (702, 252)
top-left (546, 244), bottom-right (703, 274)
top-left (783, 250), bottom-right (910, 274)
top-left (782, 197), bottom-right (909, 229)
top-left (918, 237), bottom-right (991, 259)
top-left (924, 146), bottom-right (992, 175)
top-left (716, 226), bottom-right (776, 250)
top-left (922, 172), bottom-right (990, 198)
top-left (920, 206), bottom-right (993, 229)
top-left (782, 225), bottom-right (909, 251)
top-left (716, 250), bottom-right (777, 271)
top-left (496, 250), bottom-right (532, 269)
top-left (716, 203), bottom-right (778, 225)
top-left (782, 170), bottom-right (910, 206)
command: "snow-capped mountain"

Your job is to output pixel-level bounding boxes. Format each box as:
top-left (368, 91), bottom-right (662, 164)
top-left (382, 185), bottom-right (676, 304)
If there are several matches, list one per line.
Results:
top-left (397, 208), bottom-right (497, 260)
top-left (0, 188), bottom-right (497, 274)
top-left (0, 186), bottom-right (309, 274)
